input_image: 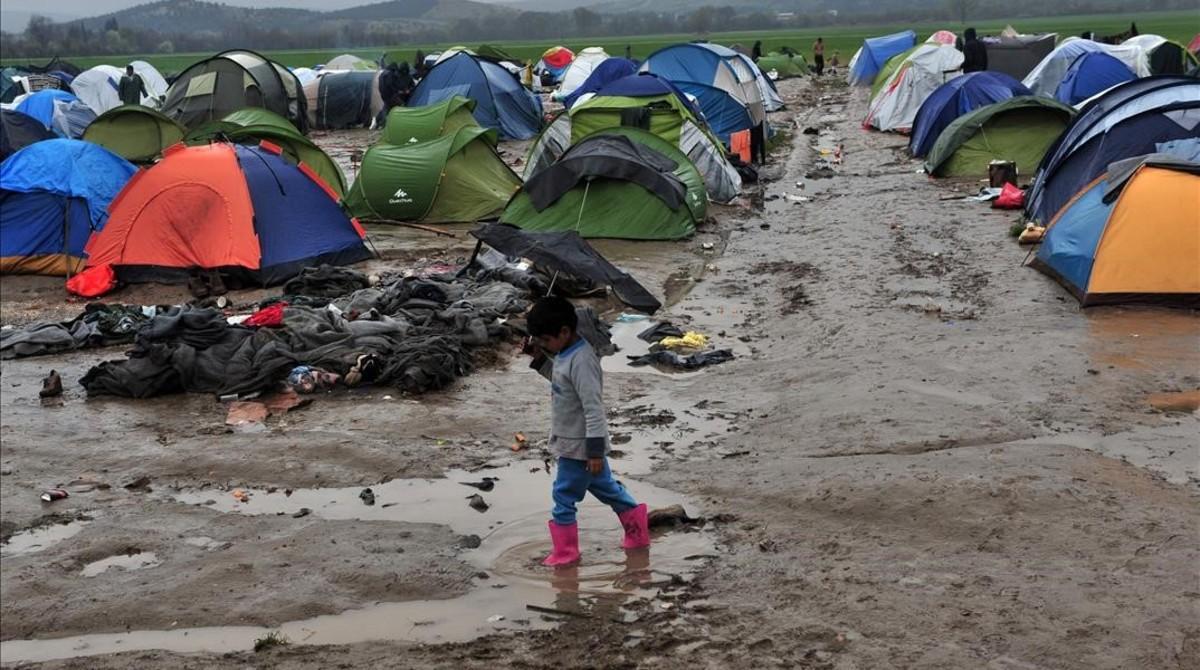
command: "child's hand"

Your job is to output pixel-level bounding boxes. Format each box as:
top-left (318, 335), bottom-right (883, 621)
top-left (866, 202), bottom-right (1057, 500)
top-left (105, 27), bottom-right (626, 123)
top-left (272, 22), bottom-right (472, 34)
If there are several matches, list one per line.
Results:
top-left (587, 457), bottom-right (604, 476)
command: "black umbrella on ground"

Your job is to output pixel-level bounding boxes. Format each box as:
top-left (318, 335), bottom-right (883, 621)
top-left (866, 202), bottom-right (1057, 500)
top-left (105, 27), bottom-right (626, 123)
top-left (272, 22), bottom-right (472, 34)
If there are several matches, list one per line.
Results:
top-left (469, 222), bottom-right (661, 315)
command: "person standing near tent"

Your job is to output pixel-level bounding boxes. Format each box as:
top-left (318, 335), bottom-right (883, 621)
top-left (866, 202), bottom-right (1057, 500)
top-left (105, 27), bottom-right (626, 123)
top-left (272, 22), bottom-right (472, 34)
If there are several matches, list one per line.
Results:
top-left (524, 296), bottom-right (650, 567)
top-left (813, 38), bottom-right (826, 76)
top-left (117, 65), bottom-right (147, 107)
top-left (752, 41), bottom-right (763, 63)
top-left (829, 50), bottom-right (841, 75)
top-left (961, 28), bottom-right (988, 73)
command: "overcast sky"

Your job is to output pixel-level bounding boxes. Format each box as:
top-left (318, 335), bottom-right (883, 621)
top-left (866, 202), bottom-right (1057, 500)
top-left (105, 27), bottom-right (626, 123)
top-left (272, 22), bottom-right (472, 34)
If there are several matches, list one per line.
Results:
top-left (1, 0), bottom-right (521, 17)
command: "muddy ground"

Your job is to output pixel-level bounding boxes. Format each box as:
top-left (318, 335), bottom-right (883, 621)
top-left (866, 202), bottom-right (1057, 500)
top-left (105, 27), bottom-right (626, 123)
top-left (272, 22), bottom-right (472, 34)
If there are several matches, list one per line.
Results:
top-left (1, 77), bottom-right (1198, 669)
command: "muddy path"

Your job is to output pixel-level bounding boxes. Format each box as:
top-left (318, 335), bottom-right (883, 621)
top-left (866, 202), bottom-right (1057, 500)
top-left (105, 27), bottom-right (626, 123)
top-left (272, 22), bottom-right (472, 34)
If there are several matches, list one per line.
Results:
top-left (2, 77), bottom-right (1198, 669)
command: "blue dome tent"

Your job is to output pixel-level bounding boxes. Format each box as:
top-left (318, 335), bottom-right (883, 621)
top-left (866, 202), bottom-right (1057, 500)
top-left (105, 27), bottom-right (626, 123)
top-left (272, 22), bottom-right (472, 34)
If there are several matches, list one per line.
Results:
top-left (910, 71), bottom-right (1032, 158)
top-left (848, 31), bottom-right (918, 86)
top-left (562, 58), bottom-right (638, 109)
top-left (1055, 52), bottom-right (1137, 105)
top-left (639, 43), bottom-right (767, 142)
top-left (0, 139), bottom-right (136, 275)
top-left (1025, 76), bottom-right (1200, 224)
top-left (0, 109), bottom-right (55, 160)
top-left (15, 89), bottom-right (75, 127)
top-left (408, 52), bottom-right (543, 140)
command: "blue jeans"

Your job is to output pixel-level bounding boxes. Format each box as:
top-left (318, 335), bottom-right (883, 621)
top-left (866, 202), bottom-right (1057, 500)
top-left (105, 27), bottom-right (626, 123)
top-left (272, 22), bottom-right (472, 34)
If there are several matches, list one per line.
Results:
top-left (552, 457), bottom-right (638, 525)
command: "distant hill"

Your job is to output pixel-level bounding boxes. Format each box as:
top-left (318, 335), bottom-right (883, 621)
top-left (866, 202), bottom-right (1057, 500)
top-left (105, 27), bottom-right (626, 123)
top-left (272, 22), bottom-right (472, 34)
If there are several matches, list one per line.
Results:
top-left (1, 9), bottom-right (79, 31)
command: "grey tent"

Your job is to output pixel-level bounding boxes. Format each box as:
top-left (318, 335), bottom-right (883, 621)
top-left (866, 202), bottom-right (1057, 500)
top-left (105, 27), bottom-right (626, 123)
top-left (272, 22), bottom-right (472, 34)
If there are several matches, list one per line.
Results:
top-left (161, 49), bottom-right (308, 132)
top-left (984, 33), bottom-right (1057, 81)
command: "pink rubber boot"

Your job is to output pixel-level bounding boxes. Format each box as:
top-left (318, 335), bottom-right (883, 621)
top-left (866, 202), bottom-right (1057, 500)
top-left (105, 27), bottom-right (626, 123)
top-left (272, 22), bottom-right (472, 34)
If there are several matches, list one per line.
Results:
top-left (617, 503), bottom-right (650, 550)
top-left (542, 521), bottom-right (581, 566)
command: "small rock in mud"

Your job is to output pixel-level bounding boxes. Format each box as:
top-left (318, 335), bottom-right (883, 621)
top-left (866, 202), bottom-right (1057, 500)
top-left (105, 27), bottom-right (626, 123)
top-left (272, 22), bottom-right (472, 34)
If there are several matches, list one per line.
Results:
top-left (460, 535), bottom-right (482, 549)
top-left (648, 505), bottom-right (702, 529)
top-left (123, 476), bottom-right (152, 492)
top-left (292, 508), bottom-right (311, 518)
top-left (467, 494), bottom-right (489, 512)
top-left (359, 488), bottom-right (376, 506)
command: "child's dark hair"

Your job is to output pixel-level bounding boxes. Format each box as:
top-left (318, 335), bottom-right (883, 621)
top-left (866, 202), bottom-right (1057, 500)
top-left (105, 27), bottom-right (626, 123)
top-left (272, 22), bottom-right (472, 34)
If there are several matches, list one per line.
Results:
top-left (527, 296), bottom-right (577, 337)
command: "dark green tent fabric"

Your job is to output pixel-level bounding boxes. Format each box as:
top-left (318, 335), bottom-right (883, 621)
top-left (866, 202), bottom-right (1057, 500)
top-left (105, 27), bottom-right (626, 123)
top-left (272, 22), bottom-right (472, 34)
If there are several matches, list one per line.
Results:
top-left (477, 44), bottom-right (521, 63)
top-left (185, 108), bottom-right (346, 195)
top-left (381, 96), bottom-right (486, 145)
top-left (925, 96), bottom-right (1076, 178)
top-left (82, 105), bottom-right (185, 164)
top-left (500, 128), bottom-right (705, 240)
top-left (343, 126), bottom-right (520, 223)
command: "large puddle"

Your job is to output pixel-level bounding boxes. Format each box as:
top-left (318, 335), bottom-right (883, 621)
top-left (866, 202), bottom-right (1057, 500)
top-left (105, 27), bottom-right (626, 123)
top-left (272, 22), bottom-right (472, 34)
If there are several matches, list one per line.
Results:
top-left (0, 458), bottom-right (716, 663)
top-left (0, 518), bottom-right (94, 558)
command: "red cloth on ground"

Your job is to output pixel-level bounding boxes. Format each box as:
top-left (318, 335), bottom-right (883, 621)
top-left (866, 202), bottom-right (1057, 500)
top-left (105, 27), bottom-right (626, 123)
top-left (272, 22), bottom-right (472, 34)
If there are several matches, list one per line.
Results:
top-left (993, 183), bottom-right (1025, 210)
top-left (244, 302), bottom-right (288, 327)
top-left (66, 263), bottom-right (117, 298)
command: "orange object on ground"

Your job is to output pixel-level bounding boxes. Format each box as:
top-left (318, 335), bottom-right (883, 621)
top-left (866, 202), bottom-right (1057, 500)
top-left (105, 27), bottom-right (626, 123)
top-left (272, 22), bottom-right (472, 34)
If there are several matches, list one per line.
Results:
top-left (730, 130), bottom-right (751, 164)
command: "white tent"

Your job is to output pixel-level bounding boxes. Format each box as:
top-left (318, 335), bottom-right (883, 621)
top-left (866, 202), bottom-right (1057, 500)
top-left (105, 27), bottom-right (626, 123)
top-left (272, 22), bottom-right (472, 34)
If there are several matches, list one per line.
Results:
top-left (292, 67), bottom-right (318, 86)
top-left (554, 47), bottom-right (609, 100)
top-left (72, 64), bottom-right (161, 114)
top-left (1022, 37), bottom-right (1151, 97)
top-left (130, 60), bottom-right (168, 104)
top-left (864, 44), bottom-right (964, 132)
top-left (326, 54), bottom-right (377, 71)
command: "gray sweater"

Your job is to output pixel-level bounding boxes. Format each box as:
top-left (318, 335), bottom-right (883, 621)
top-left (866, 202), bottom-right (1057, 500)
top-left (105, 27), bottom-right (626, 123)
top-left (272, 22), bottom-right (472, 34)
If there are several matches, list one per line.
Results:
top-left (535, 338), bottom-right (609, 460)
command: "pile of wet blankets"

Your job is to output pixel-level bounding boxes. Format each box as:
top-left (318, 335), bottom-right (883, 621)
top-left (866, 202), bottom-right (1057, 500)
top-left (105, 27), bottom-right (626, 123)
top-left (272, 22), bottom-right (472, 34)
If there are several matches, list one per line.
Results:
top-left (78, 267), bottom-right (531, 398)
top-left (627, 319), bottom-right (734, 371)
top-left (1, 304), bottom-right (153, 360)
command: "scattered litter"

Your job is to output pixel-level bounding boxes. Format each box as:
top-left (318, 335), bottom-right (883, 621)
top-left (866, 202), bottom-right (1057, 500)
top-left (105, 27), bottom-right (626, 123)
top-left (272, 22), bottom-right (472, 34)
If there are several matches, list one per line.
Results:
top-left (510, 432), bottom-right (528, 452)
top-left (526, 604), bottom-right (591, 619)
top-left (460, 534), bottom-right (482, 549)
top-left (1018, 224), bottom-right (1046, 244)
top-left (359, 488), bottom-right (376, 506)
top-left (657, 332), bottom-right (708, 352)
top-left (627, 349), bottom-right (734, 371)
top-left (806, 167), bottom-right (837, 180)
top-left (467, 493), bottom-right (489, 512)
top-left (701, 242), bottom-right (715, 251)
top-left (382, 395), bottom-right (394, 401)
top-left (231, 489), bottom-right (251, 503)
top-left (968, 187), bottom-right (1003, 202)
top-left (460, 478), bottom-right (497, 492)
top-left (615, 313), bottom-right (649, 323)
top-left (123, 476), bottom-right (152, 492)
top-left (262, 389), bottom-right (310, 416)
top-left (225, 401), bottom-right (269, 427)
top-left (785, 194), bottom-right (811, 203)
top-left (40, 489), bottom-right (68, 503)
top-left (487, 615), bottom-right (505, 623)
top-left (292, 508), bottom-right (311, 518)
top-left (38, 370), bottom-right (62, 398)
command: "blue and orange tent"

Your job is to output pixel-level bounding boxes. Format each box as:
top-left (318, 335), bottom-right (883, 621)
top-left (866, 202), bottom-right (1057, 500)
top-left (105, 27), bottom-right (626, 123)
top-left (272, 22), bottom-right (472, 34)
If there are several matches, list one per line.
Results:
top-left (1055, 52), bottom-right (1136, 106)
top-left (0, 139), bottom-right (135, 275)
top-left (1032, 155), bottom-right (1199, 306)
top-left (83, 141), bottom-right (371, 286)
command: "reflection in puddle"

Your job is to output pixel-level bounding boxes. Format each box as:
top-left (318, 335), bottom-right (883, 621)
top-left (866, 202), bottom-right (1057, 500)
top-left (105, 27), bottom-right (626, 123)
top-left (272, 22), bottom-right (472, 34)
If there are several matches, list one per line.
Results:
top-left (1085, 307), bottom-right (1199, 373)
top-left (0, 519), bottom-right (92, 557)
top-left (81, 551), bottom-right (161, 577)
top-left (0, 463), bottom-right (714, 663)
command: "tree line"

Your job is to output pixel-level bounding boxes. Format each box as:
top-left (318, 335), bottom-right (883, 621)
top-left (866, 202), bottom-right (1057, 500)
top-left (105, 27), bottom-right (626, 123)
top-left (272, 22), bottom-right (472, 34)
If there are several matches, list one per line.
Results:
top-left (1, 0), bottom-right (1190, 63)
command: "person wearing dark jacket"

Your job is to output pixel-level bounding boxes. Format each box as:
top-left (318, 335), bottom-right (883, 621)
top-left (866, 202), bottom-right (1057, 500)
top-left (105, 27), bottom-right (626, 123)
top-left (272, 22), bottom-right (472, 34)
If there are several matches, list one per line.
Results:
top-left (751, 41), bottom-right (763, 62)
top-left (117, 65), bottom-right (147, 106)
top-left (961, 28), bottom-right (988, 73)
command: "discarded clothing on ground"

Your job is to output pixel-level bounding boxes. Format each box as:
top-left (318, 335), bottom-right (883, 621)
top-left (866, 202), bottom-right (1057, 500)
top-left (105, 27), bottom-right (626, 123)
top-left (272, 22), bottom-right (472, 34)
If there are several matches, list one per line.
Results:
top-left (470, 223), bottom-right (661, 314)
top-left (637, 321), bottom-right (684, 343)
top-left (657, 331), bottom-right (708, 351)
top-left (80, 270), bottom-right (531, 398)
top-left (1, 304), bottom-right (152, 360)
top-left (244, 302), bottom-right (288, 328)
top-left (627, 349), bottom-right (734, 370)
top-left (283, 265), bottom-right (371, 299)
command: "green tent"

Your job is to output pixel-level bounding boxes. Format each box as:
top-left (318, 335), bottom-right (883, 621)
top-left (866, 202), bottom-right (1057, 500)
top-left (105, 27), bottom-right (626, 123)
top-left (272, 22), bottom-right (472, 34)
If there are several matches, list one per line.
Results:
top-left (185, 108), bottom-right (346, 196)
top-left (501, 128), bottom-right (706, 241)
top-left (381, 96), bottom-right (485, 146)
top-left (872, 46), bottom-right (919, 97)
top-left (924, 96), bottom-right (1076, 178)
top-left (758, 52), bottom-right (808, 79)
top-left (570, 93), bottom-right (698, 146)
top-left (82, 105), bottom-right (186, 164)
top-left (343, 126), bottom-right (521, 223)
top-left (477, 44), bottom-right (521, 63)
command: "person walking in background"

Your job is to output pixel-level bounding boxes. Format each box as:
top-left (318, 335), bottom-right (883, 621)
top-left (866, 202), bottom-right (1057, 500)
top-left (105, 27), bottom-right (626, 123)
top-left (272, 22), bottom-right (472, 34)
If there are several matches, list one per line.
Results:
top-left (961, 28), bottom-right (988, 73)
top-left (828, 50), bottom-right (841, 75)
top-left (812, 37), bottom-right (825, 76)
top-left (117, 65), bottom-right (147, 107)
top-left (751, 40), bottom-right (763, 63)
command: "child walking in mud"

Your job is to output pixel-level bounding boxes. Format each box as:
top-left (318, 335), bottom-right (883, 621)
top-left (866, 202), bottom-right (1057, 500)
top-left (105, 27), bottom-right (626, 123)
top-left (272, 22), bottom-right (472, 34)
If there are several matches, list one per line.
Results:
top-left (524, 296), bottom-right (649, 566)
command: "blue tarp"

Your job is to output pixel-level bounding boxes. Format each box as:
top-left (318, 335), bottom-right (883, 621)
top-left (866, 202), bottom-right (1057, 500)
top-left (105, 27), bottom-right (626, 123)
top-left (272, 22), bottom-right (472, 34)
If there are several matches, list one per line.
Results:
top-left (848, 31), bottom-right (917, 86)
top-left (409, 52), bottom-right (543, 140)
top-left (1055, 52), bottom-right (1136, 105)
top-left (15, 89), bottom-right (76, 128)
top-left (237, 145), bottom-right (370, 283)
top-left (910, 71), bottom-right (1032, 158)
top-left (563, 58), bottom-right (638, 109)
top-left (0, 139), bottom-right (135, 267)
top-left (1025, 76), bottom-right (1200, 223)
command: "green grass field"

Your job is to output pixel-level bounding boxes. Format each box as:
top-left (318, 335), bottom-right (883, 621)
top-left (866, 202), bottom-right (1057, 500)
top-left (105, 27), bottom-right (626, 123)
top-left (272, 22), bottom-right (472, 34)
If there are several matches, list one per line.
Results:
top-left (4, 10), bottom-right (1197, 72)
